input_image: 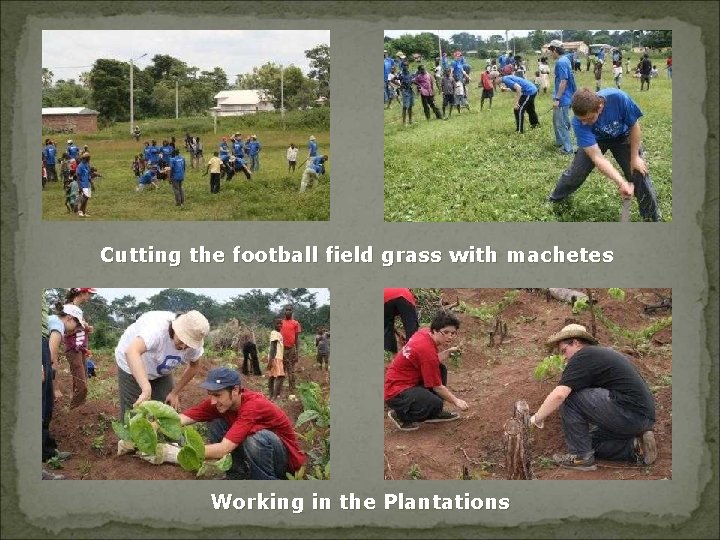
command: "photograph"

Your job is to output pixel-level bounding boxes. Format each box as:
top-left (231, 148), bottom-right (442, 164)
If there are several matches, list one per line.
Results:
top-left (41, 287), bottom-right (330, 480)
top-left (41, 30), bottom-right (330, 221)
top-left (383, 288), bottom-right (672, 479)
top-left (383, 30), bottom-right (672, 222)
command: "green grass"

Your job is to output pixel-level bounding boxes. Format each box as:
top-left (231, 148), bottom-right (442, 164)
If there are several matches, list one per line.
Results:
top-left (43, 116), bottom-right (330, 221)
top-left (384, 55), bottom-right (672, 222)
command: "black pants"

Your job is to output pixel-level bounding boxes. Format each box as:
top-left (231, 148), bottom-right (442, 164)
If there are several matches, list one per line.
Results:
top-left (47, 164), bottom-right (58, 182)
top-left (386, 364), bottom-right (448, 423)
top-left (514, 93), bottom-right (539, 133)
top-left (549, 135), bottom-right (661, 221)
top-left (171, 180), bottom-right (185, 205)
top-left (210, 173), bottom-right (221, 193)
top-left (42, 337), bottom-right (57, 461)
top-left (242, 350), bottom-right (261, 375)
top-left (384, 297), bottom-right (419, 353)
top-left (420, 95), bottom-right (442, 120)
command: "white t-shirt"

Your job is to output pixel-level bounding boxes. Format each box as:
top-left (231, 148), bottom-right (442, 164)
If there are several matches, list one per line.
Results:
top-left (287, 147), bottom-right (298, 161)
top-left (115, 311), bottom-right (203, 380)
top-left (454, 80), bottom-right (465, 96)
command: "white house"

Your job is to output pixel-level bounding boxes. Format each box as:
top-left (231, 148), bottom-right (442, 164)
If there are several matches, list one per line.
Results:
top-left (211, 90), bottom-right (275, 117)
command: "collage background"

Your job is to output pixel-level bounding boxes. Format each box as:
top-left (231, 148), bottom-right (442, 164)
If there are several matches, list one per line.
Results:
top-left (2, 2), bottom-right (718, 538)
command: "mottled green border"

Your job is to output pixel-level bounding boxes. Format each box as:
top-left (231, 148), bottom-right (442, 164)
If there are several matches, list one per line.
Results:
top-left (2, 1), bottom-right (718, 538)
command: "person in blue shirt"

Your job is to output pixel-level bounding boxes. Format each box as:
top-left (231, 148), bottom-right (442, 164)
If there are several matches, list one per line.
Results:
top-left (247, 135), bottom-right (262, 172)
top-left (300, 154), bottom-right (328, 192)
top-left (43, 139), bottom-right (58, 183)
top-left (135, 167), bottom-right (159, 192)
top-left (548, 41), bottom-right (577, 155)
top-left (165, 150), bottom-right (186, 207)
top-left (66, 139), bottom-right (80, 160)
top-left (142, 142), bottom-right (152, 163)
top-left (502, 75), bottom-right (539, 133)
top-left (307, 135), bottom-right (318, 160)
top-left (147, 140), bottom-right (160, 165)
top-left (218, 138), bottom-right (231, 178)
top-left (232, 134), bottom-right (244, 159)
top-left (161, 140), bottom-right (173, 161)
top-left (76, 153), bottom-right (92, 217)
top-left (397, 62), bottom-right (415, 126)
top-left (548, 88), bottom-right (661, 221)
top-left (384, 50), bottom-right (395, 105)
top-left (231, 153), bottom-right (252, 180)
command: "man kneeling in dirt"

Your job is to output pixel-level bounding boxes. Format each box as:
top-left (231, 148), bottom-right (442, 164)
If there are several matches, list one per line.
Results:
top-left (179, 367), bottom-right (305, 479)
top-left (384, 312), bottom-right (468, 431)
top-left (529, 324), bottom-right (657, 471)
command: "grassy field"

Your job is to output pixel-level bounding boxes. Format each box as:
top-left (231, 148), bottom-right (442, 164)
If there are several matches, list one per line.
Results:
top-left (384, 55), bottom-right (672, 222)
top-left (42, 114), bottom-right (330, 221)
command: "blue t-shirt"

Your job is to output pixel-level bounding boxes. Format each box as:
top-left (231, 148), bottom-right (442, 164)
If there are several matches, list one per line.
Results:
top-left (384, 57), bottom-right (394, 78)
top-left (219, 142), bottom-right (229, 158)
top-left (147, 145), bottom-right (159, 164)
top-left (247, 140), bottom-right (261, 156)
top-left (139, 170), bottom-right (156, 185)
top-left (308, 140), bottom-right (318, 157)
top-left (161, 145), bottom-right (173, 159)
top-left (554, 54), bottom-right (576, 106)
top-left (76, 161), bottom-right (91, 188)
top-left (309, 155), bottom-right (326, 174)
top-left (452, 59), bottom-right (465, 80)
top-left (44, 145), bottom-right (57, 165)
top-left (597, 50), bottom-right (605, 62)
top-left (232, 140), bottom-right (243, 156)
top-left (67, 144), bottom-right (80, 159)
top-left (169, 155), bottom-right (186, 181)
top-left (143, 146), bottom-right (152, 161)
top-left (572, 88), bottom-right (643, 148)
top-left (502, 75), bottom-right (538, 96)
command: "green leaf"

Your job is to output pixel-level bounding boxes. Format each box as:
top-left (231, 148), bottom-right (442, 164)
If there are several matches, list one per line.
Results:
top-left (182, 426), bottom-right (206, 461)
top-left (156, 417), bottom-right (183, 440)
top-left (177, 446), bottom-right (202, 472)
top-left (136, 400), bottom-right (181, 422)
top-left (215, 453), bottom-right (233, 472)
top-left (128, 415), bottom-right (157, 455)
top-left (111, 420), bottom-right (131, 441)
top-left (295, 409), bottom-right (321, 427)
top-left (608, 288), bottom-right (626, 301)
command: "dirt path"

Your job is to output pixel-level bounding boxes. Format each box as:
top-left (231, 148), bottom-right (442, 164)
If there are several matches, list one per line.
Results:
top-left (384, 288), bottom-right (672, 480)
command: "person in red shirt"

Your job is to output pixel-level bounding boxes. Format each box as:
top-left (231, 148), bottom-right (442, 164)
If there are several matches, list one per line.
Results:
top-left (384, 312), bottom-right (469, 431)
top-left (180, 367), bottom-right (305, 480)
top-left (384, 288), bottom-right (419, 353)
top-left (279, 305), bottom-right (302, 392)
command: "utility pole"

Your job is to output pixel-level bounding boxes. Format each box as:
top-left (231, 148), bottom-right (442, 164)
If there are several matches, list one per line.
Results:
top-left (175, 78), bottom-right (179, 119)
top-left (280, 64), bottom-right (284, 122)
top-left (129, 53), bottom-right (147, 135)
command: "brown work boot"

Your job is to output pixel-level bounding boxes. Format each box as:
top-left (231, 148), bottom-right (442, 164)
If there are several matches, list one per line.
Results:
top-left (634, 431), bottom-right (657, 465)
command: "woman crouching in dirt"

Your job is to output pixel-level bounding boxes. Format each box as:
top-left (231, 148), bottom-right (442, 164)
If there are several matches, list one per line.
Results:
top-left (114, 310), bottom-right (210, 419)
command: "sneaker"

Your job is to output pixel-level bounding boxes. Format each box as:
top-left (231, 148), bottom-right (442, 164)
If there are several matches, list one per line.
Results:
top-left (387, 410), bottom-right (420, 431)
top-left (552, 453), bottom-right (597, 471)
top-left (42, 469), bottom-right (65, 480)
top-left (77, 211), bottom-right (84, 217)
top-left (635, 431), bottom-right (657, 465)
top-left (424, 410), bottom-right (461, 423)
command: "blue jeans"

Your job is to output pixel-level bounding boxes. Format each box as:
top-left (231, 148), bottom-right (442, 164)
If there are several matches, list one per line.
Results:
top-left (553, 105), bottom-right (573, 153)
top-left (560, 388), bottom-right (654, 461)
top-left (250, 155), bottom-right (260, 172)
top-left (209, 420), bottom-right (289, 480)
top-left (548, 136), bottom-right (661, 221)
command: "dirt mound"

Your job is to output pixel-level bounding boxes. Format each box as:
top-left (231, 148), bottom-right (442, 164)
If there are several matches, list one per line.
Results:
top-left (384, 288), bottom-right (672, 480)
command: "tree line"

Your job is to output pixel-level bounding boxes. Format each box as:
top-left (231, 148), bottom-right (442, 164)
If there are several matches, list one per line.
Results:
top-left (42, 44), bottom-right (330, 124)
top-left (384, 30), bottom-right (672, 61)
top-left (44, 288), bottom-right (330, 350)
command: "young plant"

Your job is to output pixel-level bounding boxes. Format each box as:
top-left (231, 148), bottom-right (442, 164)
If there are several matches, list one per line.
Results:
top-left (112, 400), bottom-right (232, 476)
top-left (533, 355), bottom-right (566, 381)
top-left (294, 381), bottom-right (331, 478)
top-left (408, 463), bottom-right (423, 480)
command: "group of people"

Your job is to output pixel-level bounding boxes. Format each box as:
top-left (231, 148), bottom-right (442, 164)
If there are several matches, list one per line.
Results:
top-left (383, 289), bottom-right (659, 472)
top-left (43, 292), bottom-right (329, 481)
top-left (43, 139), bottom-right (99, 217)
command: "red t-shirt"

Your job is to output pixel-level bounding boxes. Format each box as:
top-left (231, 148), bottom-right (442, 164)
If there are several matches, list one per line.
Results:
top-left (280, 318), bottom-right (301, 348)
top-left (383, 288), bottom-right (416, 305)
top-left (182, 389), bottom-right (305, 472)
top-left (384, 328), bottom-right (442, 401)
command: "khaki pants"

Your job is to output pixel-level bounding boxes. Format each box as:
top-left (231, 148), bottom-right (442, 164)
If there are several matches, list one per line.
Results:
top-left (300, 169), bottom-right (318, 192)
top-left (65, 350), bottom-right (87, 409)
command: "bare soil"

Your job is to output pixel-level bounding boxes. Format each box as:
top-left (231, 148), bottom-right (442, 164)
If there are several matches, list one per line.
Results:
top-left (48, 353), bottom-right (329, 480)
top-left (384, 288), bottom-right (672, 481)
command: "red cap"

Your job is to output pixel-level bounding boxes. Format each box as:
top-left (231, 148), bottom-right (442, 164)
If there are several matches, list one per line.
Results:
top-left (77, 288), bottom-right (97, 293)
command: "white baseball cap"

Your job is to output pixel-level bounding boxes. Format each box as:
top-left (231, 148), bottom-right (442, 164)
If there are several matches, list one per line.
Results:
top-left (62, 304), bottom-right (86, 326)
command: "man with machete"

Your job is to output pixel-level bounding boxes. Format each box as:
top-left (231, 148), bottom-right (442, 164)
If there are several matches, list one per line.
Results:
top-left (547, 87), bottom-right (662, 222)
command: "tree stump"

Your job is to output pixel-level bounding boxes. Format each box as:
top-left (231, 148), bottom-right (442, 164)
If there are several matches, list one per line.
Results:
top-left (503, 400), bottom-right (533, 479)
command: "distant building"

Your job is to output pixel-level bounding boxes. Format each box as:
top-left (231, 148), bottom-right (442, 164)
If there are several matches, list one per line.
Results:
top-left (211, 90), bottom-right (275, 117)
top-left (542, 41), bottom-right (590, 57)
top-left (42, 107), bottom-right (99, 133)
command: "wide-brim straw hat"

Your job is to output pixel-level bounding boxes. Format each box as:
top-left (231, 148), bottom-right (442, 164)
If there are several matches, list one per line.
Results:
top-left (172, 310), bottom-right (210, 349)
top-left (546, 324), bottom-right (598, 349)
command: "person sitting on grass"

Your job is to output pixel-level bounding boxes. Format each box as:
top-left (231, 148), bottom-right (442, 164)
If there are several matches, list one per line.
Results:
top-left (135, 166), bottom-right (159, 192)
top-left (529, 324), bottom-right (657, 471)
top-left (179, 367), bottom-right (305, 480)
top-left (384, 311), bottom-right (469, 431)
